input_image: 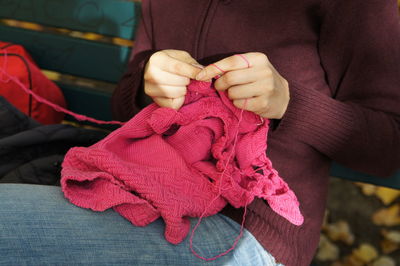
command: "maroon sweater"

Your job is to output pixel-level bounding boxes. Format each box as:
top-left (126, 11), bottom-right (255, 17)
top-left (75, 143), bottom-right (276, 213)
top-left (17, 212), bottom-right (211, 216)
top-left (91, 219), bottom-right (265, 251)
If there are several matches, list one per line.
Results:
top-left (111, 1), bottom-right (400, 265)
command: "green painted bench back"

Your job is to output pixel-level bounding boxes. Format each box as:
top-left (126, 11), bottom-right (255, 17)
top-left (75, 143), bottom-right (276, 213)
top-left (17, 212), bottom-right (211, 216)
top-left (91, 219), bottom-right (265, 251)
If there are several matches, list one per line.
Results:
top-left (0, 0), bottom-right (399, 189)
top-left (0, 0), bottom-right (139, 122)
top-left (0, 0), bottom-right (138, 82)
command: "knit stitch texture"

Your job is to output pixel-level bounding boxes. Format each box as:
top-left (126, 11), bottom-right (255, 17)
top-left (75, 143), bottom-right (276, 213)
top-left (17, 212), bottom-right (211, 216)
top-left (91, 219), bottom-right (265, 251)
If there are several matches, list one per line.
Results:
top-left (61, 80), bottom-right (303, 244)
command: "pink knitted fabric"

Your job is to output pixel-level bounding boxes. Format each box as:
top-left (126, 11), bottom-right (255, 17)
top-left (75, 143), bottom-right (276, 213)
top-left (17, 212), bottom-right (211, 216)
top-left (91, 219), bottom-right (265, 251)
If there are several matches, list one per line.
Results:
top-left (61, 80), bottom-right (303, 244)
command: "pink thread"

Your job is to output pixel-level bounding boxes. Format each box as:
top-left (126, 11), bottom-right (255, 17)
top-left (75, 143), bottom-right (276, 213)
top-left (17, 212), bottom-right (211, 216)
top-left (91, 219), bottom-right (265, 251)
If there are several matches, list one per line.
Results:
top-left (189, 68), bottom-right (249, 261)
top-left (0, 48), bottom-right (10, 83)
top-left (210, 63), bottom-right (226, 79)
top-left (0, 50), bottom-right (124, 126)
top-left (235, 54), bottom-right (251, 68)
top-left (210, 63), bottom-right (225, 74)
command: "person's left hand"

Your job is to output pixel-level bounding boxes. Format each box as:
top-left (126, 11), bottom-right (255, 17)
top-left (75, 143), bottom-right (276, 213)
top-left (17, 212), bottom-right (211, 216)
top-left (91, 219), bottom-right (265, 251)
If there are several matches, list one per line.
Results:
top-left (195, 53), bottom-right (290, 119)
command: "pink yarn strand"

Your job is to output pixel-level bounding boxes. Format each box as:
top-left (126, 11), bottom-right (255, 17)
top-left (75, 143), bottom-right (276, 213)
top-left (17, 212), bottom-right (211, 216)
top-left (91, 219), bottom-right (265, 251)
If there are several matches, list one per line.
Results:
top-left (210, 63), bottom-right (226, 79)
top-left (210, 63), bottom-right (226, 74)
top-left (234, 54), bottom-right (251, 68)
top-left (0, 48), bottom-right (10, 83)
top-left (189, 97), bottom-right (249, 261)
top-left (0, 54), bottom-right (124, 125)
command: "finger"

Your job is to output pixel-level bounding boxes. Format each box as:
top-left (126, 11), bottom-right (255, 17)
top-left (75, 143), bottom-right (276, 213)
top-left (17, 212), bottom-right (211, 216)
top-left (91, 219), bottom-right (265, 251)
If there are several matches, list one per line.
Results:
top-left (196, 54), bottom-right (252, 81)
top-left (158, 52), bottom-right (202, 79)
top-left (164, 50), bottom-right (199, 65)
top-left (145, 67), bottom-right (191, 86)
top-left (233, 96), bottom-right (269, 114)
top-left (153, 96), bottom-right (185, 110)
top-left (214, 68), bottom-right (260, 91)
top-left (145, 83), bottom-right (187, 98)
top-left (226, 83), bottom-right (265, 100)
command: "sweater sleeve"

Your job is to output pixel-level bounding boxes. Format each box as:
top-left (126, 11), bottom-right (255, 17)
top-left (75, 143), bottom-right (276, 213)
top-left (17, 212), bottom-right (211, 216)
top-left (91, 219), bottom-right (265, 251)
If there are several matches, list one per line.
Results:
top-left (111, 1), bottom-right (155, 122)
top-left (275, 0), bottom-right (400, 177)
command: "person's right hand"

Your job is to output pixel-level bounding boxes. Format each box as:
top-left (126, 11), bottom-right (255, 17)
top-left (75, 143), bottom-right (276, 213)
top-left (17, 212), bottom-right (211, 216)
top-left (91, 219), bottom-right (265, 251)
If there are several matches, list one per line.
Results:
top-left (144, 50), bottom-right (203, 109)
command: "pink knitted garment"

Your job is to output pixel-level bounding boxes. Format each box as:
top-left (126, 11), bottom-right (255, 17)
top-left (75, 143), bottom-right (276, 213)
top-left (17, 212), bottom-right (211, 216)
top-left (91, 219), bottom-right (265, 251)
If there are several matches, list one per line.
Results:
top-left (61, 80), bottom-right (303, 244)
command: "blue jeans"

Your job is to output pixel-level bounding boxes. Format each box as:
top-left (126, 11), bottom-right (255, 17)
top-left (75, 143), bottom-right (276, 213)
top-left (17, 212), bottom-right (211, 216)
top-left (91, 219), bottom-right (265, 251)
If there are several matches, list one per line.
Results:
top-left (0, 184), bottom-right (283, 266)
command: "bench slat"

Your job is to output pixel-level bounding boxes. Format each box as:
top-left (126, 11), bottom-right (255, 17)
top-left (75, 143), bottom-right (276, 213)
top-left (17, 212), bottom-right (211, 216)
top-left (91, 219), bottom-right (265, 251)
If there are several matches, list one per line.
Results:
top-left (60, 83), bottom-right (112, 120)
top-left (0, 0), bottom-right (140, 40)
top-left (59, 83), bottom-right (120, 131)
top-left (331, 162), bottom-right (400, 189)
top-left (0, 25), bottom-right (132, 83)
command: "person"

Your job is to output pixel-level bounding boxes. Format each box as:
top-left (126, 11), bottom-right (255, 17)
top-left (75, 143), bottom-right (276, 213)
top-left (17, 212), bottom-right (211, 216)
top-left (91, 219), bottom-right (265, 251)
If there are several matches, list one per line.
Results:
top-left (111, 0), bottom-right (400, 265)
top-left (1, 0), bottom-right (399, 265)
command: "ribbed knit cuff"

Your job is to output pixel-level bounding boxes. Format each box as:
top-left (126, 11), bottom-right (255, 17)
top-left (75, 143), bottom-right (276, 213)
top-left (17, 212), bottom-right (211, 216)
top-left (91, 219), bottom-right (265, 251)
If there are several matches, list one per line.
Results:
top-left (274, 81), bottom-right (361, 157)
top-left (112, 50), bottom-right (155, 122)
top-left (246, 198), bottom-right (317, 266)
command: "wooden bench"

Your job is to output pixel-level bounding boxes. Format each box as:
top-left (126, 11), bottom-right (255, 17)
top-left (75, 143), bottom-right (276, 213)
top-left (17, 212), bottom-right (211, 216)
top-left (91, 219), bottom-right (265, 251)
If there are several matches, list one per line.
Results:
top-left (0, 0), bottom-right (399, 189)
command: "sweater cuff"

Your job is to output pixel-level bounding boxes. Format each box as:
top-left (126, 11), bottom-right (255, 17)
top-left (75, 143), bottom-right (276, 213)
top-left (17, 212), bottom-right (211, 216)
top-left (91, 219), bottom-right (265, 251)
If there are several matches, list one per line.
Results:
top-left (127, 50), bottom-right (155, 111)
top-left (274, 81), bottom-right (361, 156)
top-left (112, 50), bottom-right (155, 121)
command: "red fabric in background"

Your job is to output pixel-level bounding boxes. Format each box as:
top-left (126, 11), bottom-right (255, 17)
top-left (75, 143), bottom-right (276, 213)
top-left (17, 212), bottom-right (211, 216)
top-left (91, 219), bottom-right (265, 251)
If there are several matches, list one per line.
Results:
top-left (0, 42), bottom-right (66, 124)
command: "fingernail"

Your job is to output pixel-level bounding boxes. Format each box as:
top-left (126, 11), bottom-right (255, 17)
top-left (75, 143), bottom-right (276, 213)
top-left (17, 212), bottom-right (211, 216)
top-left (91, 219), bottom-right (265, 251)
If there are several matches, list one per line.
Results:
top-left (196, 71), bottom-right (206, 81)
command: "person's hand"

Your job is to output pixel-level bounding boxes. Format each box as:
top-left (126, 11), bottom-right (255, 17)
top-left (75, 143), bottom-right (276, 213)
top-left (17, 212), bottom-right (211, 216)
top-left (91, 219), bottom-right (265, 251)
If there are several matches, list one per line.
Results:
top-left (144, 50), bottom-right (203, 109)
top-left (195, 53), bottom-right (290, 119)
